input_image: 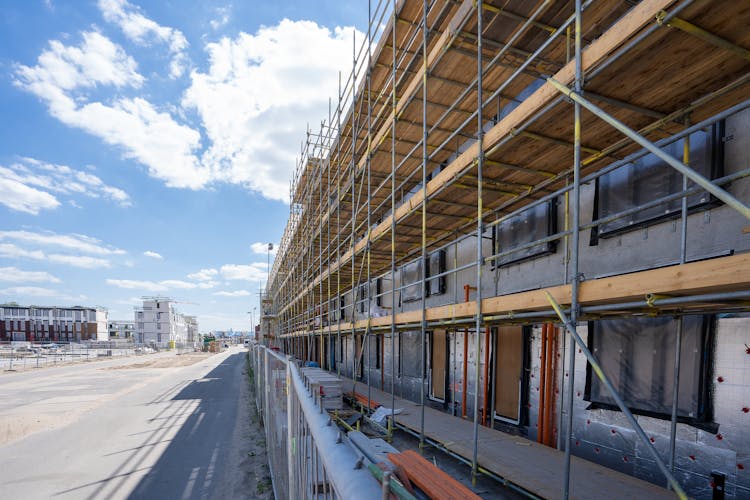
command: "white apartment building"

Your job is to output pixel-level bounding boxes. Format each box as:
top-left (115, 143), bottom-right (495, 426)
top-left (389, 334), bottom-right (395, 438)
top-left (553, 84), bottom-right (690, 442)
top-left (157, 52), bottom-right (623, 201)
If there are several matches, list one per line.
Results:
top-left (108, 320), bottom-right (135, 340)
top-left (184, 315), bottom-right (199, 345)
top-left (134, 298), bottom-right (191, 346)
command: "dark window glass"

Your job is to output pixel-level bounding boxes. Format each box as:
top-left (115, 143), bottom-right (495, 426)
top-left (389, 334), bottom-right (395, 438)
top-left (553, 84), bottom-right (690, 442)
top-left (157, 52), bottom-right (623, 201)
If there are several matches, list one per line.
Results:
top-left (426, 250), bottom-right (446, 297)
top-left (493, 200), bottom-right (556, 267)
top-left (585, 315), bottom-right (713, 425)
top-left (597, 123), bottom-right (723, 236)
top-left (399, 331), bottom-right (422, 377)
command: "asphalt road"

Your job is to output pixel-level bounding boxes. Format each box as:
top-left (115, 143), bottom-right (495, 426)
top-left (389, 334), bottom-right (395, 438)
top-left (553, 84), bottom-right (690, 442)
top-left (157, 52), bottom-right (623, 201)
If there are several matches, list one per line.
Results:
top-left (0, 347), bottom-right (255, 500)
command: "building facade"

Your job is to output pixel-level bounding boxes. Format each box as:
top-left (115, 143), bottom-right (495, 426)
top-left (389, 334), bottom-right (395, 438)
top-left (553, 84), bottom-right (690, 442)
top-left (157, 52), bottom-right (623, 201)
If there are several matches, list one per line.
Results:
top-left (134, 298), bottom-right (190, 346)
top-left (0, 304), bottom-right (109, 342)
top-left (263, 1), bottom-right (750, 497)
top-left (107, 320), bottom-right (135, 340)
top-left (184, 315), bottom-right (199, 345)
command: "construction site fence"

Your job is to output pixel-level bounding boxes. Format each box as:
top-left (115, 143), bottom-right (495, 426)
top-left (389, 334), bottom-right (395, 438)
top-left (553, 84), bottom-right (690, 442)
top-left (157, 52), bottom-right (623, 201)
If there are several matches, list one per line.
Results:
top-left (251, 345), bottom-right (381, 500)
top-left (0, 341), bottom-right (169, 371)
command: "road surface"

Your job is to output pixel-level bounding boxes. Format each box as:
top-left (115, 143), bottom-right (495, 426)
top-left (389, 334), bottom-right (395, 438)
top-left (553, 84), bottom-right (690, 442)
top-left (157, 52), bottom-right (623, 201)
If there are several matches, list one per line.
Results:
top-left (0, 346), bottom-right (265, 500)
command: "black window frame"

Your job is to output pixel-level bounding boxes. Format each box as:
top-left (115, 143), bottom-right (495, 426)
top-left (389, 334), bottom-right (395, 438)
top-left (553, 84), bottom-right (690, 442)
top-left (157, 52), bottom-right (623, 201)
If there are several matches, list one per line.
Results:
top-left (357, 283), bottom-right (367, 314)
top-left (584, 315), bottom-right (716, 431)
top-left (357, 279), bottom-right (382, 313)
top-left (492, 199), bottom-right (557, 268)
top-left (592, 122), bottom-right (724, 240)
top-left (426, 250), bottom-right (447, 297)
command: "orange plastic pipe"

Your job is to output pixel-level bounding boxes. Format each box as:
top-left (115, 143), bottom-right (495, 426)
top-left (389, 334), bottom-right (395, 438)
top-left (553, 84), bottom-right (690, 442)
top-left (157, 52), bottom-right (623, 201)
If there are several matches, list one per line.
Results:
top-left (538, 324), bottom-right (548, 443)
top-left (548, 326), bottom-right (560, 446)
top-left (482, 323), bottom-right (490, 426)
top-left (544, 324), bottom-right (554, 446)
top-left (461, 284), bottom-right (475, 419)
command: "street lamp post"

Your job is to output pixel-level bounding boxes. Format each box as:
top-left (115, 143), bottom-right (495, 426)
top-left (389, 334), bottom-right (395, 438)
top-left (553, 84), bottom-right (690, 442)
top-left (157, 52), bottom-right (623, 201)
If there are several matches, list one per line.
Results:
top-left (247, 307), bottom-right (257, 341)
top-left (266, 243), bottom-right (273, 346)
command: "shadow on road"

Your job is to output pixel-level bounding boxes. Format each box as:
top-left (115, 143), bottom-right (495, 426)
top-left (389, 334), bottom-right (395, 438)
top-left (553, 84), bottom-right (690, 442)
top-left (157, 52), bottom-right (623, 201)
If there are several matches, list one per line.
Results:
top-left (125, 352), bottom-right (245, 500)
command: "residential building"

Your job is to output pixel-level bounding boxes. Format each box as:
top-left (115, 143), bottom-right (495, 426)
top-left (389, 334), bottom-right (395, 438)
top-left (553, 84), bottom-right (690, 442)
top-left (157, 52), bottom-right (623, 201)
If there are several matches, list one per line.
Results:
top-left (184, 315), bottom-right (199, 345)
top-left (134, 298), bottom-right (191, 346)
top-left (0, 304), bottom-right (109, 342)
top-left (108, 320), bottom-right (135, 340)
top-left (261, 1), bottom-right (750, 497)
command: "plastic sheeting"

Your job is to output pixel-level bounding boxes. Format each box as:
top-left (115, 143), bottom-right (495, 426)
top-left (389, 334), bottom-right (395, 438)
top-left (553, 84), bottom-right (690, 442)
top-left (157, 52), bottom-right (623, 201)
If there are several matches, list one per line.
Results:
top-left (401, 259), bottom-right (422, 303)
top-left (494, 201), bottom-right (556, 266)
top-left (587, 315), bottom-right (711, 421)
top-left (598, 125), bottom-right (719, 235)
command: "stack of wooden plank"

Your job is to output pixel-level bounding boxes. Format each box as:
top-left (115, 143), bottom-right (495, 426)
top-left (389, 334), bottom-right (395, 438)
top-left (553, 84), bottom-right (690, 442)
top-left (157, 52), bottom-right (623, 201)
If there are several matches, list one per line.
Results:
top-left (387, 450), bottom-right (481, 500)
top-left (300, 367), bottom-right (343, 410)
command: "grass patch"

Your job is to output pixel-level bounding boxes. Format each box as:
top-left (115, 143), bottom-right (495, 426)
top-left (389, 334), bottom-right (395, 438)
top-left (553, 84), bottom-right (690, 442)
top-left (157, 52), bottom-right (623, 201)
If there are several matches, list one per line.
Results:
top-left (256, 476), bottom-right (272, 495)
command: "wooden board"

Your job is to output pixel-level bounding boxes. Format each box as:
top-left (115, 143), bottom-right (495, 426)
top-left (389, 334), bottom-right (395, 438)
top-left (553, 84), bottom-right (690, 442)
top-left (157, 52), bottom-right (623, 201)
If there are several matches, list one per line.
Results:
top-left (283, 253), bottom-right (750, 337)
top-left (495, 326), bottom-right (522, 421)
top-left (344, 378), bottom-right (674, 499)
top-left (431, 329), bottom-right (447, 400)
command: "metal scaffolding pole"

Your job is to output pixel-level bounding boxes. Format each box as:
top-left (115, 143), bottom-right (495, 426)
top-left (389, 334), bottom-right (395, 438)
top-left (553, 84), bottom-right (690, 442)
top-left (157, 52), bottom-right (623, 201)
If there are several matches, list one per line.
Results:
top-left (337, 71), bottom-right (342, 377)
top-left (547, 78), bottom-right (750, 221)
top-left (562, 1), bottom-right (581, 497)
top-left (419, 0), bottom-right (428, 451)
top-left (351, 30), bottom-right (358, 381)
top-left (546, 292), bottom-right (688, 499)
top-left (669, 117), bottom-right (691, 485)
top-left (390, 0), bottom-right (397, 431)
top-left (471, 0), bottom-right (484, 483)
top-left (366, 0), bottom-right (373, 414)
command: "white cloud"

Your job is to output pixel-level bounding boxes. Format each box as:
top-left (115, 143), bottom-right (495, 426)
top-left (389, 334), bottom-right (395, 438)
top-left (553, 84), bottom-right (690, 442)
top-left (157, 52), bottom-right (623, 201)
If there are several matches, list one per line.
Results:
top-left (15, 30), bottom-right (143, 92)
top-left (250, 242), bottom-right (277, 256)
top-left (0, 231), bottom-right (123, 269)
top-left (0, 242), bottom-right (111, 269)
top-left (106, 278), bottom-right (167, 292)
top-left (160, 279), bottom-right (198, 289)
top-left (98, 0), bottom-right (189, 78)
top-left (0, 286), bottom-right (85, 302)
top-left (0, 157), bottom-right (131, 210)
top-left (14, 20), bottom-right (359, 204)
top-left (220, 263), bottom-right (267, 282)
top-left (187, 268), bottom-right (218, 281)
top-left (143, 250), bottom-right (163, 259)
top-left (0, 177), bottom-right (60, 214)
top-left (210, 6), bottom-right (231, 30)
top-left (48, 254), bottom-right (111, 269)
top-left (106, 277), bottom-right (217, 292)
top-left (0, 286), bottom-right (59, 297)
top-left (0, 230), bottom-right (125, 256)
top-left (213, 290), bottom-right (250, 297)
top-left (14, 32), bottom-right (208, 190)
top-left (0, 243), bottom-right (46, 260)
top-left (182, 20), bottom-right (361, 202)
top-left (0, 267), bottom-right (61, 283)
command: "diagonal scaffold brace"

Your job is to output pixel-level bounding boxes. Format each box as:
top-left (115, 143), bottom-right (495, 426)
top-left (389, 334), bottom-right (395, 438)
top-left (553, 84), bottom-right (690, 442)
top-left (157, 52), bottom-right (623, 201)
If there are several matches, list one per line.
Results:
top-left (544, 291), bottom-right (687, 500)
top-left (546, 77), bottom-right (750, 222)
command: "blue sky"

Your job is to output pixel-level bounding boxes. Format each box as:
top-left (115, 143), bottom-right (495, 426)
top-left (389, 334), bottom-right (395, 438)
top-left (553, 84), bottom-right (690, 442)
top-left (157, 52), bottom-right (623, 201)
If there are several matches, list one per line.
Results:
top-left (0, 0), bottom-right (367, 331)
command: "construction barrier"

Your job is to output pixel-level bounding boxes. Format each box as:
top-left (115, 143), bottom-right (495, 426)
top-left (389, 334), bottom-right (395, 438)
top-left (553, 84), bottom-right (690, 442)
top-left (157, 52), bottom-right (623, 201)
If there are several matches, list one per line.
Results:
top-left (252, 345), bottom-right (381, 500)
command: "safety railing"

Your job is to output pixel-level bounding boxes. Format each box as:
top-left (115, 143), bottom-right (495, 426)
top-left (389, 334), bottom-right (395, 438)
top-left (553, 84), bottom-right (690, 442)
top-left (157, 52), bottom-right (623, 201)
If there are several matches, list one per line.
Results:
top-left (252, 345), bottom-right (382, 499)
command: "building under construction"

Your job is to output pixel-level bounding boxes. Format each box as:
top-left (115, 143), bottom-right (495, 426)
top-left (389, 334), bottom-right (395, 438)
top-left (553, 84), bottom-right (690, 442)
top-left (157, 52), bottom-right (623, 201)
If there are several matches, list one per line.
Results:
top-left (259, 0), bottom-right (750, 498)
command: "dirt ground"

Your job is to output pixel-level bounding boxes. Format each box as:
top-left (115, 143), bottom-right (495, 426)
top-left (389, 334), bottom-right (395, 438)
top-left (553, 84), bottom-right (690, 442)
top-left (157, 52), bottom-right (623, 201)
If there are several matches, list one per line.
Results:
top-left (103, 351), bottom-right (212, 369)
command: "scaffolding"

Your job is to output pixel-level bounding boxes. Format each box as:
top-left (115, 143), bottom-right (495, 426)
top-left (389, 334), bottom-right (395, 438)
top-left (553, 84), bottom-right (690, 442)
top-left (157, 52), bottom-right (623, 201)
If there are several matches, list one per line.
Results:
top-left (263, 1), bottom-right (750, 498)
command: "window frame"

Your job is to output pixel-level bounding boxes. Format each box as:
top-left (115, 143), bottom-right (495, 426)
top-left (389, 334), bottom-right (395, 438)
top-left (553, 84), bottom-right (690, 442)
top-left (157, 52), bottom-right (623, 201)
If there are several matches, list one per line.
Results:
top-left (426, 250), bottom-right (447, 297)
top-left (492, 199), bottom-right (557, 268)
top-left (593, 122), bottom-right (724, 239)
top-left (401, 259), bottom-right (423, 303)
top-left (584, 315), bottom-right (716, 431)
